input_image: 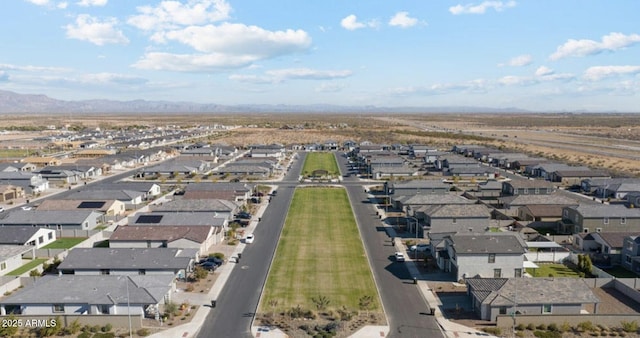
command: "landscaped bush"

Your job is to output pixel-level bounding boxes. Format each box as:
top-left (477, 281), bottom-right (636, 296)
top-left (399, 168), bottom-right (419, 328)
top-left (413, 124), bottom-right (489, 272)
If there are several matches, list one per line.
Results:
top-left (482, 327), bottom-right (502, 335)
top-left (621, 320), bottom-right (638, 333)
top-left (533, 331), bottom-right (562, 338)
top-left (136, 328), bottom-right (150, 336)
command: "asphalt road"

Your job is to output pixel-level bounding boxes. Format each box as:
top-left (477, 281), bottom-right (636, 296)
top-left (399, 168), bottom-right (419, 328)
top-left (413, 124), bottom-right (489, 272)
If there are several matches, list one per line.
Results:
top-left (338, 153), bottom-right (444, 338)
top-left (195, 153), bottom-right (306, 338)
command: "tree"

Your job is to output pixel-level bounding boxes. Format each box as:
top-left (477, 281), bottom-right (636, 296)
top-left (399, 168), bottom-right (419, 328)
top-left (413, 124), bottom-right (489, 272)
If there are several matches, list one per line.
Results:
top-left (192, 266), bottom-right (208, 281)
top-left (358, 295), bottom-right (374, 315)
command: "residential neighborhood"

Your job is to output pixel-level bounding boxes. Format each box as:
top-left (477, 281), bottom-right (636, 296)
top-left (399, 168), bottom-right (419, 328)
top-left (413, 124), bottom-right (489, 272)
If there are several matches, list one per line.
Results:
top-left (1, 124), bottom-right (640, 338)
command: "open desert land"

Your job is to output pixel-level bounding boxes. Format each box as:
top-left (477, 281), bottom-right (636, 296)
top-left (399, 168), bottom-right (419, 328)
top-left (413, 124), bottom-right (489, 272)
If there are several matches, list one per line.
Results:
top-left (2, 112), bottom-right (640, 176)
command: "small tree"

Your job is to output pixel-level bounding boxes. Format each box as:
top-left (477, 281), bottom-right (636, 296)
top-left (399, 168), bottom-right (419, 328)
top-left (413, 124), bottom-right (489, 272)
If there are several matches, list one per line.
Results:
top-left (358, 295), bottom-right (374, 315)
top-left (311, 295), bottom-right (330, 311)
top-left (164, 301), bottom-right (179, 319)
top-left (192, 266), bottom-right (208, 281)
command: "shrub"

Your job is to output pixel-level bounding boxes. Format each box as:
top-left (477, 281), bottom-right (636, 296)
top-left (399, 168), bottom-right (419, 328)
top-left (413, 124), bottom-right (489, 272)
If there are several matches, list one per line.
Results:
top-left (527, 323), bottom-right (536, 331)
top-left (621, 321), bottom-right (638, 333)
top-left (136, 328), bottom-right (151, 336)
top-left (537, 324), bottom-right (547, 330)
top-left (211, 252), bottom-right (225, 259)
top-left (482, 327), bottom-right (502, 335)
top-left (516, 323), bottom-right (526, 331)
top-left (533, 331), bottom-right (562, 338)
top-left (579, 321), bottom-right (596, 332)
top-left (102, 323), bottom-right (113, 332)
top-left (77, 332), bottom-right (92, 338)
top-left (548, 323), bottom-right (559, 332)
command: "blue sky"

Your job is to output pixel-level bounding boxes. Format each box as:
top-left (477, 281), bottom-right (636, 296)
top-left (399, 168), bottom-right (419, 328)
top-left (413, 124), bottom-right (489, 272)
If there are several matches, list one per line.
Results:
top-left (1, 0), bottom-right (639, 112)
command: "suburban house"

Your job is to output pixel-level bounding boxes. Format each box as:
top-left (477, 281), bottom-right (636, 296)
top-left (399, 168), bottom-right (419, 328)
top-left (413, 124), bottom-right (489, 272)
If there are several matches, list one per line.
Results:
top-left (109, 226), bottom-right (215, 256)
top-left (0, 245), bottom-right (35, 276)
top-left (573, 232), bottom-right (634, 267)
top-left (0, 171), bottom-right (49, 194)
top-left (21, 156), bottom-right (61, 168)
top-left (502, 180), bottom-right (555, 196)
top-left (434, 154), bottom-right (480, 171)
top-left (0, 274), bottom-right (175, 317)
top-left (559, 204), bottom-right (640, 234)
top-left (551, 170), bottom-right (612, 187)
top-left (65, 189), bottom-right (147, 209)
top-left (138, 159), bottom-right (209, 177)
top-left (371, 165), bottom-right (419, 179)
top-left (128, 212), bottom-right (227, 244)
top-left (465, 277), bottom-right (600, 321)
top-left (0, 227), bottom-right (56, 249)
top-left (0, 184), bottom-right (24, 202)
top-left (392, 193), bottom-right (475, 213)
top-left (437, 233), bottom-right (527, 281)
top-left (0, 210), bottom-right (103, 230)
top-left (184, 182), bottom-right (254, 201)
top-left (36, 199), bottom-right (126, 217)
top-left (497, 193), bottom-right (580, 217)
top-left (151, 198), bottom-right (240, 221)
top-left (580, 178), bottom-right (640, 197)
top-left (418, 204), bottom-right (492, 234)
top-left (517, 205), bottom-right (565, 228)
top-left (621, 235), bottom-right (640, 274)
top-left (387, 179), bottom-right (451, 196)
top-left (57, 248), bottom-right (197, 278)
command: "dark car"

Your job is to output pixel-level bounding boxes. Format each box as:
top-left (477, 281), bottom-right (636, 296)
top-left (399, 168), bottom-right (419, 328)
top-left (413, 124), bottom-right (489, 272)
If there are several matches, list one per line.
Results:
top-left (199, 261), bottom-right (218, 271)
top-left (198, 257), bottom-right (224, 266)
top-left (236, 212), bottom-right (251, 219)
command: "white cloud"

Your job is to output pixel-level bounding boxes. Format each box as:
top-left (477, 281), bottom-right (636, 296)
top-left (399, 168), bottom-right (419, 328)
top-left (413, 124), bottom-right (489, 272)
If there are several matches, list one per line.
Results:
top-left (449, 1), bottom-right (516, 15)
top-left (265, 68), bottom-right (352, 81)
top-left (76, 0), bottom-right (107, 6)
top-left (532, 66), bottom-right (575, 81)
top-left (229, 68), bottom-right (352, 84)
top-left (535, 66), bottom-right (554, 76)
top-left (0, 63), bottom-right (69, 73)
top-left (550, 32), bottom-right (640, 60)
top-left (81, 72), bottom-right (147, 85)
top-left (389, 12), bottom-right (418, 28)
top-left (57, 2), bottom-right (68, 8)
top-left (498, 75), bottom-right (537, 86)
top-left (340, 14), bottom-right (378, 31)
top-left (132, 52), bottom-right (259, 72)
top-left (0, 71), bottom-right (9, 82)
top-left (315, 82), bottom-right (345, 93)
top-left (390, 79), bottom-right (489, 96)
top-left (24, 0), bottom-right (50, 5)
top-left (65, 14), bottom-right (129, 46)
top-left (158, 23), bottom-right (311, 56)
top-left (500, 54), bottom-right (532, 67)
top-left (128, 0), bottom-right (231, 31)
top-left (584, 65), bottom-right (640, 81)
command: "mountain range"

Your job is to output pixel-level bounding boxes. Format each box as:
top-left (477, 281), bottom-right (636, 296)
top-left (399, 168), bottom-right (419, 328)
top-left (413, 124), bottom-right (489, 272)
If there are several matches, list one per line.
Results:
top-left (0, 89), bottom-right (528, 114)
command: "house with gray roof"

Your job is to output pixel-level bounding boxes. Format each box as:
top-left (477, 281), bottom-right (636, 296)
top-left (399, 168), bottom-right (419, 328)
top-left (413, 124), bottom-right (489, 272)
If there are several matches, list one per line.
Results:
top-left (497, 193), bottom-right (580, 217)
top-left (0, 274), bottom-right (175, 317)
top-left (580, 178), bottom-right (640, 196)
top-left (109, 225), bottom-right (215, 256)
top-left (438, 233), bottom-right (527, 281)
top-left (185, 182), bottom-right (254, 201)
top-left (388, 179), bottom-right (451, 196)
top-left (0, 171), bottom-right (49, 194)
top-left (0, 245), bottom-right (35, 276)
top-left (129, 211), bottom-right (227, 244)
top-left (151, 198), bottom-right (240, 219)
top-left (36, 199), bottom-right (126, 217)
top-left (0, 210), bottom-right (103, 230)
top-left (551, 169), bottom-right (611, 187)
top-left (621, 235), bottom-right (640, 273)
top-left (417, 204), bottom-right (492, 234)
top-left (65, 189), bottom-right (146, 209)
top-left (58, 248), bottom-right (197, 278)
top-left (502, 179), bottom-right (555, 196)
top-left (559, 204), bottom-right (640, 234)
top-left (466, 277), bottom-right (600, 321)
top-left (0, 227), bottom-right (56, 249)
top-left (573, 231), bottom-right (635, 267)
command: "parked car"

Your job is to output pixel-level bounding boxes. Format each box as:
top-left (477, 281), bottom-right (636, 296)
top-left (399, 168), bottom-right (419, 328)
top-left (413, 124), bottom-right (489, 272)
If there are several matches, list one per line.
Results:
top-left (394, 252), bottom-right (405, 262)
top-left (199, 261), bottom-right (218, 271)
top-left (21, 206), bottom-right (33, 211)
top-left (245, 234), bottom-right (255, 244)
top-left (198, 257), bottom-right (224, 266)
top-left (0, 206), bottom-right (4, 212)
top-left (236, 212), bottom-right (251, 219)
top-left (410, 244), bottom-right (430, 252)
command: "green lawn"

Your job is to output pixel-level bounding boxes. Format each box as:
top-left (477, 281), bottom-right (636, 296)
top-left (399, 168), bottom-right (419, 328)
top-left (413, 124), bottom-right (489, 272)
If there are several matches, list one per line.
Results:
top-left (6, 259), bottom-right (48, 276)
top-left (42, 237), bottom-right (87, 249)
top-left (603, 266), bottom-right (638, 278)
top-left (260, 187), bottom-right (380, 313)
top-left (527, 263), bottom-right (581, 277)
top-left (302, 152), bottom-right (339, 176)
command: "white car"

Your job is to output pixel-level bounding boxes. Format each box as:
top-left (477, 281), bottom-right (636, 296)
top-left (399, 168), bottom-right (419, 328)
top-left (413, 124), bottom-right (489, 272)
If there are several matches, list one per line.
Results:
top-left (245, 234), bottom-right (255, 244)
top-left (410, 244), bottom-right (430, 252)
top-left (21, 206), bottom-right (33, 211)
top-left (394, 252), bottom-right (405, 262)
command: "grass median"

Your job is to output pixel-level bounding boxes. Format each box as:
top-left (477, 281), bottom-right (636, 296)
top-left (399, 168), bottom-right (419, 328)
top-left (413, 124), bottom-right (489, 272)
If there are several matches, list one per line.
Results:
top-left (260, 187), bottom-right (380, 314)
top-left (302, 152), bottom-right (339, 176)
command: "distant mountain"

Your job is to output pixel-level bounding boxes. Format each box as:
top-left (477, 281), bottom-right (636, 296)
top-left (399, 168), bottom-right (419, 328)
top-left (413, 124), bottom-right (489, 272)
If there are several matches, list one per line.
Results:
top-left (0, 89), bottom-right (529, 114)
